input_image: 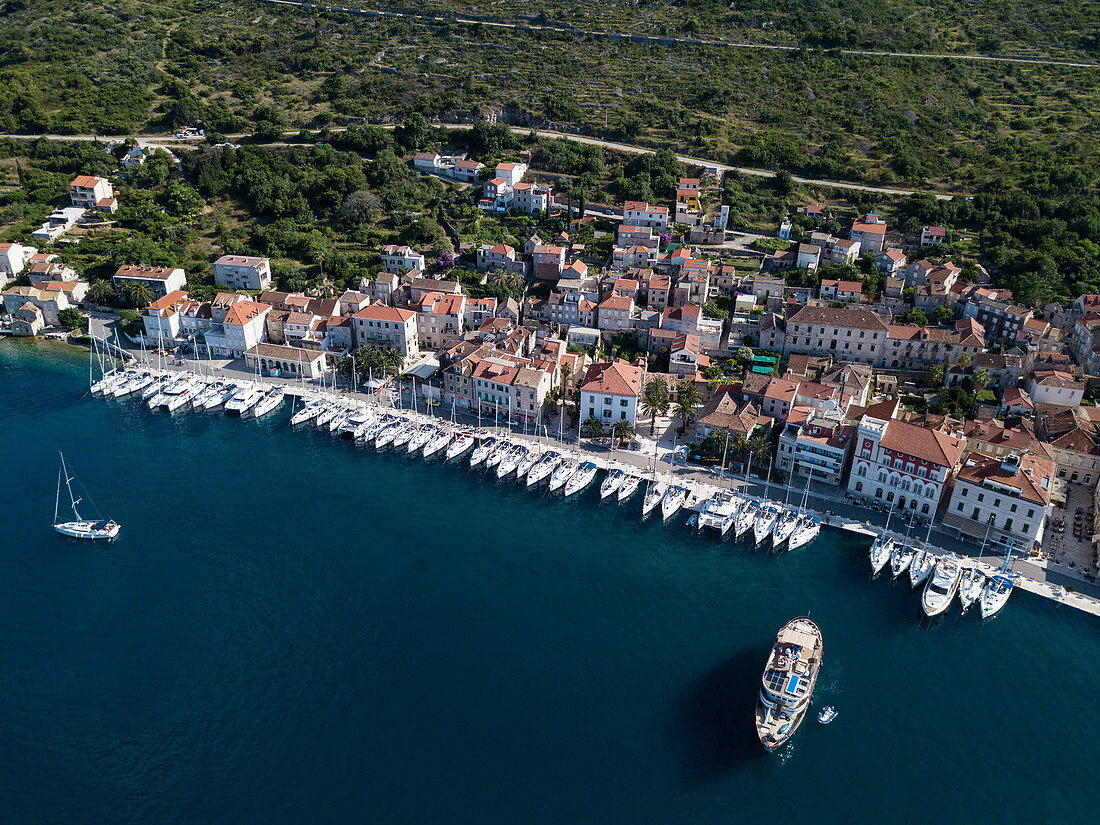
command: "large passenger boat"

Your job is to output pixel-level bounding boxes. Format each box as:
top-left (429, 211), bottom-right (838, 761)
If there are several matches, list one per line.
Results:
top-left (755, 617), bottom-right (823, 752)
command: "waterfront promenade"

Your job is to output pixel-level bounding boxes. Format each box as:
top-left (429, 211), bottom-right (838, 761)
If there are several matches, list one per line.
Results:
top-left (97, 341), bottom-right (1100, 620)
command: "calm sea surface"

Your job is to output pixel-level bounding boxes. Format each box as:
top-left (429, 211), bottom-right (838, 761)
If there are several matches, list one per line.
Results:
top-left (2, 339), bottom-right (1098, 824)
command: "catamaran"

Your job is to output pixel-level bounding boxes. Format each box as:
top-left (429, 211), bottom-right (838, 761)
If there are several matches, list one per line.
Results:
top-left (445, 432), bottom-right (475, 461)
top-left (600, 468), bottom-right (625, 500)
top-left (469, 436), bottom-right (498, 467)
top-left (661, 484), bottom-right (688, 522)
top-left (423, 428), bottom-right (454, 459)
top-left (563, 461), bottom-right (598, 497)
top-left (338, 406), bottom-right (374, 439)
top-left (225, 384), bottom-right (263, 416)
top-left (526, 450), bottom-right (561, 486)
top-left (980, 573), bottom-right (1015, 618)
top-left (641, 477), bottom-right (668, 518)
top-left (697, 492), bottom-right (738, 534)
top-left (158, 376), bottom-right (197, 411)
top-left (548, 458), bottom-right (578, 493)
top-left (53, 454), bottom-right (120, 541)
top-left (957, 566), bottom-right (984, 613)
top-left (922, 555), bottom-right (962, 617)
top-left (617, 473), bottom-right (642, 502)
top-left (250, 386), bottom-right (285, 418)
top-left (146, 374), bottom-right (184, 408)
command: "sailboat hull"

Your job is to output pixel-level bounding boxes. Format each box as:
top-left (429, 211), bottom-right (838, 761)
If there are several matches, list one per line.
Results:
top-left (54, 520), bottom-right (120, 540)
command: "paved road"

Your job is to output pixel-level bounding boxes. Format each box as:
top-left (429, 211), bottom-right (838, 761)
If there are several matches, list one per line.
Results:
top-left (256, 0), bottom-right (1100, 69)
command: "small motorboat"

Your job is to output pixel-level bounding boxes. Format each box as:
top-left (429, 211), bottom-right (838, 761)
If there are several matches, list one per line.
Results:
top-left (817, 706), bottom-right (838, 725)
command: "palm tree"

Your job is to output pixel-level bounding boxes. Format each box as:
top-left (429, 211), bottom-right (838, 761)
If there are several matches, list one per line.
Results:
top-left (972, 367), bottom-right (990, 397)
top-left (928, 363), bottom-right (945, 388)
top-left (674, 377), bottom-right (700, 429)
top-left (750, 434), bottom-right (771, 464)
top-left (640, 376), bottom-right (670, 436)
top-left (958, 352), bottom-right (973, 370)
top-left (582, 415), bottom-right (605, 439)
top-left (123, 281), bottom-right (155, 307)
top-left (611, 418), bottom-right (635, 449)
top-left (88, 279), bottom-right (116, 305)
top-left (730, 431), bottom-right (749, 461)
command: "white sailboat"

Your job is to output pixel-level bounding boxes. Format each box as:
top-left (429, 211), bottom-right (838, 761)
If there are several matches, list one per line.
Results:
top-left (159, 375), bottom-right (197, 411)
top-left (922, 555), bottom-right (962, 617)
top-left (661, 484), bottom-right (688, 522)
top-left (617, 473), bottom-right (642, 502)
top-left (889, 542), bottom-right (914, 579)
top-left (390, 420), bottom-right (418, 448)
top-left (600, 468), bottom-right (625, 500)
top-left (407, 424), bottom-right (436, 454)
top-left (423, 428), bottom-right (454, 459)
top-left (514, 448), bottom-right (541, 481)
top-left (469, 436), bottom-right (498, 467)
top-left (53, 454), bottom-right (120, 541)
top-left (870, 503), bottom-right (896, 575)
top-left (909, 549), bottom-right (935, 589)
top-left (496, 444), bottom-right (527, 478)
top-left (563, 461), bottom-right (598, 497)
top-left (548, 458), bottom-right (578, 493)
top-left (338, 406), bottom-right (374, 439)
top-left (641, 476), bottom-right (668, 518)
top-left (734, 500), bottom-right (759, 539)
top-left (444, 432), bottom-right (475, 461)
top-left (753, 504), bottom-right (779, 545)
top-left (225, 383), bottom-right (262, 416)
top-left (526, 451), bottom-right (561, 486)
top-left (483, 439), bottom-right (511, 469)
top-left (980, 574), bottom-right (1015, 619)
top-left (697, 492), bottom-right (737, 534)
top-left (140, 373), bottom-right (171, 401)
top-left (373, 420), bottom-right (404, 450)
top-left (290, 398), bottom-right (327, 426)
top-left (250, 386), bottom-right (285, 418)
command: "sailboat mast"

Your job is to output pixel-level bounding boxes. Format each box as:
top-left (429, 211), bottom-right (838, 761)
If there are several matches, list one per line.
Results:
top-left (60, 453), bottom-right (81, 521)
top-left (54, 462), bottom-right (62, 525)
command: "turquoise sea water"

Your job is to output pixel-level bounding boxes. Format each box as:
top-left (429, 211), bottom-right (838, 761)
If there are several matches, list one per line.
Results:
top-left (2, 339), bottom-right (1099, 824)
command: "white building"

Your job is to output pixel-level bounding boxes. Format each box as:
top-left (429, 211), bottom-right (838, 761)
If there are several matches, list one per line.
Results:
top-left (494, 161), bottom-right (527, 187)
top-left (622, 201), bottom-right (669, 230)
top-left (850, 214), bottom-right (887, 254)
top-left (0, 242), bottom-right (35, 280)
top-left (943, 452), bottom-right (1053, 550)
top-left (113, 265), bottom-right (187, 299)
top-left (776, 404), bottom-right (855, 486)
top-left (579, 359), bottom-right (645, 428)
top-left (212, 255), bottom-right (272, 291)
top-left (380, 245), bottom-right (426, 275)
top-left (1026, 370), bottom-right (1085, 408)
top-left (68, 175), bottom-right (116, 212)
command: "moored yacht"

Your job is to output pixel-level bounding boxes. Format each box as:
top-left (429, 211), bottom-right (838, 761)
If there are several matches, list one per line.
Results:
top-left (957, 566), bottom-right (985, 613)
top-left (225, 384), bottom-right (262, 416)
top-left (469, 436), bottom-right (498, 467)
top-left (483, 439), bottom-right (510, 469)
top-left (563, 461), bottom-right (598, 497)
top-left (423, 428), bottom-right (454, 459)
top-left (390, 421), bottom-right (418, 448)
top-left (290, 398), bottom-right (328, 426)
top-left (771, 508), bottom-right (799, 549)
top-left (250, 386), bottom-right (285, 419)
top-left (91, 369), bottom-right (126, 396)
top-left (922, 555), bottom-right (962, 617)
top-left (146, 374), bottom-right (185, 408)
top-left (980, 574), bottom-right (1015, 618)
top-left (869, 535), bottom-right (893, 576)
top-left (190, 380), bottom-right (228, 409)
top-left (52, 453), bottom-right (120, 541)
top-left (338, 406), bottom-right (374, 439)
top-left (600, 468), bottom-right (625, 500)
top-left (406, 424), bottom-right (436, 454)
top-left (661, 485), bottom-right (688, 522)
top-left (616, 473), bottom-right (642, 502)
top-left (697, 493), bottom-right (738, 535)
top-left (753, 505), bottom-right (779, 545)
top-left (445, 432), bottom-right (475, 461)
top-left (548, 458), bottom-right (578, 493)
top-left (373, 420), bottom-right (405, 450)
top-left (159, 377), bottom-right (197, 411)
top-left (140, 374), bottom-right (172, 401)
top-left (786, 514), bottom-right (821, 551)
top-left (314, 402), bottom-right (341, 429)
top-left (755, 617), bottom-right (823, 752)
top-left (526, 450), bottom-right (561, 486)
top-left (734, 500), bottom-right (759, 539)
top-left (641, 478), bottom-right (668, 518)
top-left (909, 549), bottom-right (935, 589)
top-left (514, 448), bottom-right (541, 480)
top-left (113, 370), bottom-right (155, 398)
top-left (889, 542), bottom-right (914, 579)
top-left (496, 444), bottom-right (527, 478)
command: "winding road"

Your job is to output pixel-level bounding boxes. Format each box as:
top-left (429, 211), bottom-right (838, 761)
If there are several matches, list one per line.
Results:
top-left (256, 0), bottom-right (1099, 69)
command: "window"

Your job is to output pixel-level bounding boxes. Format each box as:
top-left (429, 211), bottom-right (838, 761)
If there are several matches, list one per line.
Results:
top-left (972, 507), bottom-right (980, 520)
top-left (1027, 509), bottom-right (1035, 518)
top-left (1004, 518), bottom-right (1013, 531)
top-left (961, 487), bottom-right (968, 497)
top-left (922, 503), bottom-right (930, 514)
top-left (855, 481), bottom-right (863, 492)
top-left (977, 493), bottom-right (985, 502)
top-left (1010, 503), bottom-right (1017, 513)
top-left (957, 502), bottom-right (964, 512)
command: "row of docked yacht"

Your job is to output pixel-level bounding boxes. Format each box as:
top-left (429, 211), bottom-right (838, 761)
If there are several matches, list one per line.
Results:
top-left (96, 368), bottom-right (287, 418)
top-left (866, 529), bottom-right (1016, 619)
top-left (687, 490), bottom-right (822, 551)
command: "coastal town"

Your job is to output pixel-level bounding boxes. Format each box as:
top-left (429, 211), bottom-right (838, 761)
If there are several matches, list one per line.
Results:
top-left (2, 135), bottom-right (1099, 606)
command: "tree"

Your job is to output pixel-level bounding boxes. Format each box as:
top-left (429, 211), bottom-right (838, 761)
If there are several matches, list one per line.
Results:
top-left (122, 281), bottom-right (155, 307)
top-left (342, 346), bottom-right (405, 380)
top-left (163, 181), bottom-right (204, 220)
top-left (582, 416), bottom-right (605, 438)
top-left (927, 363), bottom-right (945, 387)
top-left (973, 368), bottom-right (991, 396)
top-left (87, 280), bottom-right (116, 305)
top-left (342, 190), bottom-right (382, 225)
top-left (750, 435), bottom-right (771, 464)
top-left (394, 113), bottom-right (434, 153)
top-left (674, 378), bottom-right (700, 428)
top-left (640, 376), bottom-right (670, 436)
top-left (57, 308), bottom-right (86, 330)
top-left (611, 418), bottom-right (635, 448)
top-left (958, 352), bottom-right (973, 370)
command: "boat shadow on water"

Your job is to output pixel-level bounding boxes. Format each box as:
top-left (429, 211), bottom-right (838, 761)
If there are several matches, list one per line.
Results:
top-left (675, 646), bottom-right (771, 778)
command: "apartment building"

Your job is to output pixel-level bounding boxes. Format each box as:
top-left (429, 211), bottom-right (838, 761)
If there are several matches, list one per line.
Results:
top-left (579, 359), bottom-right (645, 427)
top-left (351, 305), bottom-right (419, 364)
top-left (943, 452), bottom-right (1052, 548)
top-left (212, 255), bottom-right (272, 291)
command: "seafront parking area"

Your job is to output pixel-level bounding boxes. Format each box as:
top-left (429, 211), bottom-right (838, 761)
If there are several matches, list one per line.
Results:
top-left (102, 340), bottom-right (1100, 621)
